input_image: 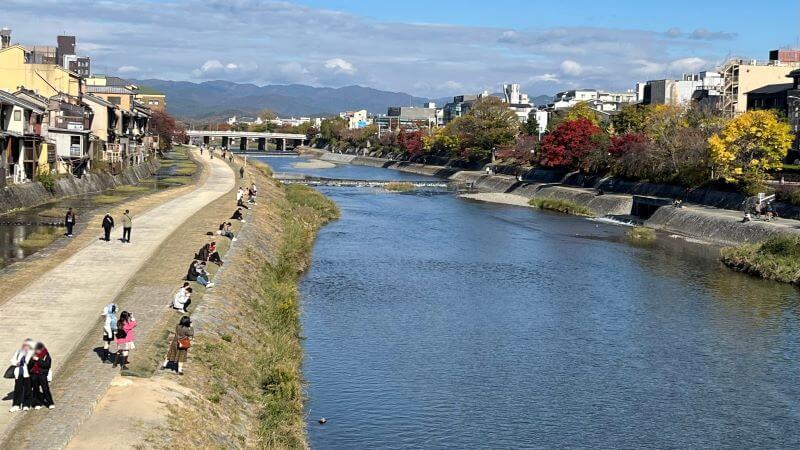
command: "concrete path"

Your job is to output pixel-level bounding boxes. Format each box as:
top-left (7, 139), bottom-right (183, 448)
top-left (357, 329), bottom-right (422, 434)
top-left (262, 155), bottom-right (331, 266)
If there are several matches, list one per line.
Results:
top-left (0, 150), bottom-right (234, 438)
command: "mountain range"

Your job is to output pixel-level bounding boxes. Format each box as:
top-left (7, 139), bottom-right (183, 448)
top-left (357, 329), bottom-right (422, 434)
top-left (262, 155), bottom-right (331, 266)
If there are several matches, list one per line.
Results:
top-left (131, 79), bottom-right (552, 122)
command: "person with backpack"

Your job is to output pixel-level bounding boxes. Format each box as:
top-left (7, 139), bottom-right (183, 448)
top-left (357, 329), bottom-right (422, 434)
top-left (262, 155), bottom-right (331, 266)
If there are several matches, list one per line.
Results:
top-left (121, 209), bottom-right (133, 243)
top-left (28, 342), bottom-right (54, 409)
top-left (113, 311), bottom-right (137, 370)
top-left (162, 316), bottom-right (194, 375)
top-left (101, 213), bottom-right (115, 242)
top-left (100, 303), bottom-right (118, 364)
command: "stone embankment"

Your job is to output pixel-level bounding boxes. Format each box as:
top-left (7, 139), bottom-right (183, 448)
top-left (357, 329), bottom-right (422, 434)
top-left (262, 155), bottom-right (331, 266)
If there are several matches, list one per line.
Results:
top-left (298, 147), bottom-right (800, 246)
top-left (0, 160), bottom-right (160, 215)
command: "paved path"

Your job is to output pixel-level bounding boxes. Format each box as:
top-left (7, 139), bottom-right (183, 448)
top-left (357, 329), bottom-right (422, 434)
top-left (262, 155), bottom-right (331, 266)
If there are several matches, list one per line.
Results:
top-left (0, 150), bottom-right (234, 439)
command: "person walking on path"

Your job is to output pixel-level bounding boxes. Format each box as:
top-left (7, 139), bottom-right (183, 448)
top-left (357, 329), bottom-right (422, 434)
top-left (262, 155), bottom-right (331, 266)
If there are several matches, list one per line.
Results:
top-left (113, 311), bottom-right (137, 370)
top-left (162, 316), bottom-right (194, 375)
top-left (100, 303), bottom-right (118, 364)
top-left (29, 342), bottom-right (54, 409)
top-left (121, 209), bottom-right (133, 243)
top-left (239, 166), bottom-right (245, 179)
top-left (64, 207), bottom-right (76, 237)
top-left (101, 213), bottom-right (115, 242)
top-left (8, 339), bottom-right (34, 412)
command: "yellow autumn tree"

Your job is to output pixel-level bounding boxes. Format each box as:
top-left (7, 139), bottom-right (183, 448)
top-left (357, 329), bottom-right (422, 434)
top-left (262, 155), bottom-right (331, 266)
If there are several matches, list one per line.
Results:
top-left (708, 110), bottom-right (793, 185)
top-left (565, 101), bottom-right (600, 125)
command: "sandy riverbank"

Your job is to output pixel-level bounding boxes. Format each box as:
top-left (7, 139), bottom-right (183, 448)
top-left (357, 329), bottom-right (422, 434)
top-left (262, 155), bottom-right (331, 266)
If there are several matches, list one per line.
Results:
top-left (293, 159), bottom-right (336, 169)
top-left (460, 192), bottom-right (533, 208)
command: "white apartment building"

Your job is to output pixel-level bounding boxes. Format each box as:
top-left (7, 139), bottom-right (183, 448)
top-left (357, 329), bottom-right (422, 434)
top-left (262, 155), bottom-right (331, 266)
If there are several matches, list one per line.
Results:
top-left (339, 109), bottom-right (369, 129)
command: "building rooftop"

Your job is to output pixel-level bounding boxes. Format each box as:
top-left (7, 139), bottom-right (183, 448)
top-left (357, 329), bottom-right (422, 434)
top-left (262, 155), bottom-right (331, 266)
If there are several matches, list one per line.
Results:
top-left (0, 89), bottom-right (45, 114)
top-left (86, 85), bottom-right (135, 95)
top-left (747, 83), bottom-right (794, 95)
top-left (136, 85), bottom-right (164, 95)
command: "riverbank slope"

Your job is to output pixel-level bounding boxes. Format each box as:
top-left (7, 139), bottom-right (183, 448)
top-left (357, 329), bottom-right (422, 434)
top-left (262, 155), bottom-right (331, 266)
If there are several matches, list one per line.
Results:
top-left (298, 147), bottom-right (800, 247)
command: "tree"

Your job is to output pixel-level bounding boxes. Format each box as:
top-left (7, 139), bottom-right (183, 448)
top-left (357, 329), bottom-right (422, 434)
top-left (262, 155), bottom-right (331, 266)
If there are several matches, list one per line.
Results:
top-left (565, 101), bottom-right (600, 125)
top-left (423, 128), bottom-right (459, 155)
top-left (708, 110), bottom-right (793, 185)
top-left (447, 96), bottom-right (519, 162)
top-left (612, 104), bottom-right (650, 134)
top-left (496, 134), bottom-right (537, 165)
top-left (398, 129), bottom-right (425, 157)
top-left (319, 117), bottom-right (348, 144)
top-left (150, 110), bottom-right (184, 151)
top-left (522, 113), bottom-right (540, 136)
top-left (539, 118), bottom-right (602, 169)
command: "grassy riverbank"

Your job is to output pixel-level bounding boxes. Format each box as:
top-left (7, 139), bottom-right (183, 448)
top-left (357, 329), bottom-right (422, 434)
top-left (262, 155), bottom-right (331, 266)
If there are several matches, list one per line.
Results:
top-left (157, 162), bottom-right (338, 448)
top-left (529, 198), bottom-right (595, 216)
top-left (721, 235), bottom-right (800, 283)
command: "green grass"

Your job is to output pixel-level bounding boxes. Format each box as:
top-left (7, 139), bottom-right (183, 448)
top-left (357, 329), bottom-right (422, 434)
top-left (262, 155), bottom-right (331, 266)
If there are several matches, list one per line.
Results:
top-left (384, 182), bottom-right (415, 192)
top-left (159, 176), bottom-right (192, 185)
top-left (18, 231), bottom-right (58, 249)
top-left (111, 185), bottom-right (151, 194)
top-left (254, 183), bottom-right (338, 447)
top-left (627, 226), bottom-right (656, 242)
top-left (721, 235), bottom-right (800, 283)
top-left (529, 198), bottom-right (595, 217)
top-left (93, 194), bottom-right (126, 204)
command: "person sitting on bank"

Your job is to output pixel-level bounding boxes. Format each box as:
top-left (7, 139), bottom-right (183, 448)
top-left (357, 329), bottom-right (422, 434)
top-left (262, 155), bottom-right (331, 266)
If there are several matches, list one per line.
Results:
top-left (186, 260), bottom-right (215, 288)
top-left (222, 222), bottom-right (236, 241)
top-left (162, 316), bottom-right (194, 375)
top-left (231, 208), bottom-right (245, 222)
top-left (207, 242), bottom-right (223, 266)
top-left (172, 286), bottom-right (193, 313)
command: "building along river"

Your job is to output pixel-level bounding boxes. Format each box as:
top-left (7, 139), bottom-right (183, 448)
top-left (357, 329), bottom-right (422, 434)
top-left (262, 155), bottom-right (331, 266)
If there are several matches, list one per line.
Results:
top-left (257, 155), bottom-right (800, 449)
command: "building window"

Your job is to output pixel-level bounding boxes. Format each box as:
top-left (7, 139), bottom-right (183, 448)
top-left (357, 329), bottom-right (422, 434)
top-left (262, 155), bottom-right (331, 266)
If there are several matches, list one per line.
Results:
top-left (13, 110), bottom-right (21, 121)
top-left (108, 96), bottom-right (121, 105)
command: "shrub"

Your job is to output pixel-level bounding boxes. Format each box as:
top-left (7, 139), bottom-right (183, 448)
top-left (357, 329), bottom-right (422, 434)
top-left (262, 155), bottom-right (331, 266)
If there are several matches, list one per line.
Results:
top-left (529, 198), bottom-right (595, 216)
top-left (721, 235), bottom-right (800, 283)
top-left (627, 226), bottom-right (656, 242)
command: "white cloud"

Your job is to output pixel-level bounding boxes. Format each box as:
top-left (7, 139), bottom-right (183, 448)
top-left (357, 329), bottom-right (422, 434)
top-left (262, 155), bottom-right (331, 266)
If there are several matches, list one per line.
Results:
top-left (530, 73), bottom-right (559, 83)
top-left (438, 80), bottom-right (463, 91)
top-left (117, 65), bottom-right (139, 73)
top-left (668, 57), bottom-right (708, 73)
top-left (560, 60), bottom-right (583, 76)
top-left (324, 58), bottom-right (356, 74)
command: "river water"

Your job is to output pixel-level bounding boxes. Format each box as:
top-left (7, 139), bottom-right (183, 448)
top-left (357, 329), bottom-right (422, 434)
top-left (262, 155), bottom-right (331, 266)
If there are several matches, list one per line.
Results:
top-left (259, 155), bottom-right (800, 449)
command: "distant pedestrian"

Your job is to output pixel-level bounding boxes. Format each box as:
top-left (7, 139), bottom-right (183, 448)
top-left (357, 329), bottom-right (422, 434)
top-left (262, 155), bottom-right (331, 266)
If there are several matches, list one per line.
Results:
top-left (101, 213), bottom-right (115, 242)
top-left (162, 316), bottom-right (194, 375)
top-left (29, 342), bottom-right (54, 409)
top-left (121, 209), bottom-right (133, 243)
top-left (239, 166), bottom-right (245, 179)
top-left (8, 339), bottom-right (34, 412)
top-left (64, 207), bottom-right (76, 237)
top-left (113, 311), bottom-right (136, 370)
top-left (100, 303), bottom-right (118, 364)
top-left (200, 147), bottom-right (204, 156)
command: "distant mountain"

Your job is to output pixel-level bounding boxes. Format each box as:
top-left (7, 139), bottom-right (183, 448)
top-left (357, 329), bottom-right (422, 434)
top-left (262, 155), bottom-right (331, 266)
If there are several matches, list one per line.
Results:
top-left (531, 94), bottom-right (553, 106)
top-left (131, 79), bottom-right (433, 121)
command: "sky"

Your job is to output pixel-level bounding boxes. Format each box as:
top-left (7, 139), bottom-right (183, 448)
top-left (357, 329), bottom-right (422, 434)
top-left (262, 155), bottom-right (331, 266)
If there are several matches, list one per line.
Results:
top-left (3, 0), bottom-right (799, 98)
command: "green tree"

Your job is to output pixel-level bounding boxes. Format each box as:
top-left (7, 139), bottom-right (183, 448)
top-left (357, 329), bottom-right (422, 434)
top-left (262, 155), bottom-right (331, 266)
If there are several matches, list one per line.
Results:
top-left (448, 96), bottom-right (519, 162)
top-left (522, 113), bottom-right (540, 136)
top-left (565, 101), bottom-right (600, 125)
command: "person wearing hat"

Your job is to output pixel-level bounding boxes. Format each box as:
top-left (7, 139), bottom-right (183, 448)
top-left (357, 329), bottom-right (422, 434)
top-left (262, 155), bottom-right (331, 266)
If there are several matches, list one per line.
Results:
top-left (8, 339), bottom-right (35, 412)
top-left (162, 316), bottom-right (194, 375)
top-left (101, 213), bottom-right (115, 242)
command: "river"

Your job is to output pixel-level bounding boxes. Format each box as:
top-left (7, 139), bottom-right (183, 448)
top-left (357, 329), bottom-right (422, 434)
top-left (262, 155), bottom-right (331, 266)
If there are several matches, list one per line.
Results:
top-left (258, 155), bottom-right (800, 449)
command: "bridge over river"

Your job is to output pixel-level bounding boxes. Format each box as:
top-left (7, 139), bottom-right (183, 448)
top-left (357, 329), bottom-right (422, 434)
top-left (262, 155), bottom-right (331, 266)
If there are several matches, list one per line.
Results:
top-left (186, 130), bottom-right (307, 151)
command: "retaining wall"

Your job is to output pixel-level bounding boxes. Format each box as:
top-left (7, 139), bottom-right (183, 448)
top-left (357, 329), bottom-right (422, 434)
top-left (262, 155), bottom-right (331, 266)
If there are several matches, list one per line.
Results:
top-left (0, 160), bottom-right (160, 215)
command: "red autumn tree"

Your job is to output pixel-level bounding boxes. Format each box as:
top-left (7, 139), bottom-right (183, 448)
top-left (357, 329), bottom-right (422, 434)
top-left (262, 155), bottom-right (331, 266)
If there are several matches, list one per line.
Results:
top-left (539, 118), bottom-right (602, 169)
top-left (150, 110), bottom-right (185, 150)
top-left (610, 132), bottom-right (649, 156)
top-left (398, 129), bottom-right (425, 158)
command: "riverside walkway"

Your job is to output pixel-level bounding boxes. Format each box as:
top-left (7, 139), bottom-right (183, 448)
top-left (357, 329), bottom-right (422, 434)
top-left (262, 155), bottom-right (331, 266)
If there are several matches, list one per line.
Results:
top-left (0, 150), bottom-right (235, 442)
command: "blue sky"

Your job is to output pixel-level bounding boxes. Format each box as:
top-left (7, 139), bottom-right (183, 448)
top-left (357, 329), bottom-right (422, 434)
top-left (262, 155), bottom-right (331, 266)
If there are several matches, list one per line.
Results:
top-left (4, 0), bottom-right (799, 98)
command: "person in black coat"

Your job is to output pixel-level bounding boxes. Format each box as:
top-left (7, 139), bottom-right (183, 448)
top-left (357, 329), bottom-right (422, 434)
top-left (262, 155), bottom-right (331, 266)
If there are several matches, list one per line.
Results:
top-left (64, 208), bottom-right (76, 237)
top-left (231, 208), bottom-right (244, 221)
top-left (28, 342), bottom-right (54, 409)
top-left (101, 213), bottom-right (115, 241)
